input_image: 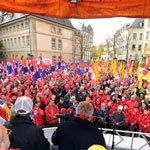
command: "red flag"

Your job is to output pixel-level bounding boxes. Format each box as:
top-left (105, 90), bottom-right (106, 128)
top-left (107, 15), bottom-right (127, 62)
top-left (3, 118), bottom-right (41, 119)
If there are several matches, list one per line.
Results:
top-left (126, 59), bottom-right (131, 70)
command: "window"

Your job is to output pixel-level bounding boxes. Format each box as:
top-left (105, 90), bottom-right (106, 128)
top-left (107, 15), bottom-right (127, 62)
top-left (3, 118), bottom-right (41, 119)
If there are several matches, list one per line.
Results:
top-left (18, 37), bottom-right (21, 47)
top-left (139, 33), bottom-right (143, 40)
top-left (13, 26), bottom-right (16, 32)
top-left (7, 39), bottom-right (10, 48)
top-left (6, 28), bottom-right (8, 33)
top-left (138, 45), bottom-right (142, 51)
top-left (0, 30), bottom-right (2, 35)
top-left (58, 39), bottom-right (62, 50)
top-left (52, 38), bottom-right (56, 49)
top-left (51, 26), bottom-right (56, 33)
top-left (14, 38), bottom-right (17, 48)
top-left (58, 28), bottom-right (62, 35)
top-left (17, 24), bottom-right (20, 31)
top-left (145, 43), bottom-right (148, 49)
top-left (26, 36), bottom-right (30, 47)
top-left (25, 21), bottom-right (29, 29)
top-left (133, 33), bottom-right (137, 40)
top-left (11, 38), bottom-right (13, 48)
top-left (4, 40), bottom-right (6, 47)
top-left (132, 44), bottom-right (136, 50)
top-left (146, 31), bottom-right (149, 40)
top-left (53, 56), bottom-right (56, 62)
top-left (21, 23), bottom-right (24, 30)
top-left (9, 27), bottom-right (12, 33)
top-left (22, 36), bottom-right (25, 47)
top-left (2, 29), bottom-right (5, 34)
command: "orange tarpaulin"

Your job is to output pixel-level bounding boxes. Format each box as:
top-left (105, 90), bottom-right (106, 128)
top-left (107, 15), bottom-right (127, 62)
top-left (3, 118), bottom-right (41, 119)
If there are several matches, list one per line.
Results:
top-left (0, 0), bottom-right (150, 19)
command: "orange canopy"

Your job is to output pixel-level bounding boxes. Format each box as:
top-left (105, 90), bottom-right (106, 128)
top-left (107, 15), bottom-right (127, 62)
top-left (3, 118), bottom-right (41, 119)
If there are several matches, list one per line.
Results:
top-left (0, 0), bottom-right (150, 19)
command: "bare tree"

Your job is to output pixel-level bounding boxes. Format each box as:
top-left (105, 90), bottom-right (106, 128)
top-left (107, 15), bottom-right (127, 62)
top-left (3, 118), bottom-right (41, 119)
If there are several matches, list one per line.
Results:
top-left (73, 23), bottom-right (93, 61)
top-left (105, 35), bottom-right (114, 60)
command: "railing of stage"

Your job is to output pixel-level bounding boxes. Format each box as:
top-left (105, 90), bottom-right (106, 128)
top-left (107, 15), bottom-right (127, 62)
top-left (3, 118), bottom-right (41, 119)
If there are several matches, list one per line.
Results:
top-left (43, 127), bottom-right (150, 150)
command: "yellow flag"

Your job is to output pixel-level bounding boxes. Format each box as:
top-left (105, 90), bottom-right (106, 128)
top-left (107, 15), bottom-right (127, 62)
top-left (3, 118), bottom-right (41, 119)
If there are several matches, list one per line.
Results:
top-left (137, 61), bottom-right (141, 76)
top-left (110, 60), bottom-right (113, 72)
top-left (102, 61), bottom-right (105, 73)
top-left (96, 57), bottom-right (99, 68)
top-left (113, 60), bottom-right (116, 77)
top-left (146, 71), bottom-right (150, 82)
top-left (139, 71), bottom-right (143, 89)
top-left (26, 60), bottom-right (30, 71)
top-left (96, 56), bottom-right (99, 63)
top-left (119, 62), bottom-right (122, 76)
top-left (5, 102), bottom-right (10, 121)
top-left (90, 58), bottom-right (93, 65)
top-left (129, 62), bottom-right (134, 77)
top-left (93, 63), bottom-right (99, 82)
top-left (106, 61), bottom-right (109, 74)
top-left (122, 63), bottom-right (125, 78)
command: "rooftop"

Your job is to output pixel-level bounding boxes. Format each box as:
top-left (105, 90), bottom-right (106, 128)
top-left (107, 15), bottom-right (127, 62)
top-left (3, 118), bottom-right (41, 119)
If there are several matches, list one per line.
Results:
top-left (0, 12), bottom-right (74, 29)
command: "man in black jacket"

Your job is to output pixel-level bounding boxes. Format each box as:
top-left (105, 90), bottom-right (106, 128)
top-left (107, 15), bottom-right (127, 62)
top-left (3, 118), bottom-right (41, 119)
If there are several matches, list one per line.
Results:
top-left (4, 96), bottom-right (50, 150)
top-left (52, 101), bottom-right (106, 150)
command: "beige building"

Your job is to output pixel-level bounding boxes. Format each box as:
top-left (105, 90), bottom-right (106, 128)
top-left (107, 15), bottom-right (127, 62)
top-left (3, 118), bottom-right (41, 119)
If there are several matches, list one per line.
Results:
top-left (114, 19), bottom-right (145, 61)
top-left (142, 19), bottom-right (150, 58)
top-left (0, 12), bottom-right (74, 62)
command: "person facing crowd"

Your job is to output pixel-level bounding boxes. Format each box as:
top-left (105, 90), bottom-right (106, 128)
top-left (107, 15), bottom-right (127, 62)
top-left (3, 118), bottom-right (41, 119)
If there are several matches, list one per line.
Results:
top-left (4, 96), bottom-right (50, 150)
top-left (52, 101), bottom-right (106, 150)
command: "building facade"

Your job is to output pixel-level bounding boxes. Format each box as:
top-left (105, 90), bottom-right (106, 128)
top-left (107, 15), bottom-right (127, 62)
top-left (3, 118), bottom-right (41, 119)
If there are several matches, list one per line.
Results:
top-left (142, 19), bottom-right (150, 58)
top-left (114, 23), bottom-right (129, 60)
top-left (0, 12), bottom-right (74, 62)
top-left (114, 19), bottom-right (149, 61)
top-left (73, 24), bottom-right (93, 61)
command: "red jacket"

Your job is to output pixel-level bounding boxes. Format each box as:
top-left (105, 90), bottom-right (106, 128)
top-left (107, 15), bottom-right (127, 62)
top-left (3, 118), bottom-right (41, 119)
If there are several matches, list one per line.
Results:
top-left (120, 99), bottom-right (128, 106)
top-left (14, 92), bottom-right (22, 98)
top-left (138, 113), bottom-right (150, 132)
top-left (97, 94), bottom-right (105, 103)
top-left (111, 102), bottom-right (122, 113)
top-left (42, 95), bottom-right (51, 106)
top-left (0, 106), bottom-right (7, 120)
top-left (45, 104), bottom-right (59, 124)
top-left (104, 99), bottom-right (113, 109)
top-left (24, 94), bottom-right (32, 98)
top-left (123, 109), bottom-right (130, 126)
top-left (127, 100), bottom-right (139, 111)
top-left (129, 110), bottom-right (141, 130)
top-left (93, 100), bottom-right (101, 111)
top-left (32, 107), bottom-right (44, 126)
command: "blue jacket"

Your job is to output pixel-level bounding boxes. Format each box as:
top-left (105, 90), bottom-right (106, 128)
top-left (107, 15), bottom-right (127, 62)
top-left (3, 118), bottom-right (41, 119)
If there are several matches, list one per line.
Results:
top-left (97, 108), bottom-right (108, 121)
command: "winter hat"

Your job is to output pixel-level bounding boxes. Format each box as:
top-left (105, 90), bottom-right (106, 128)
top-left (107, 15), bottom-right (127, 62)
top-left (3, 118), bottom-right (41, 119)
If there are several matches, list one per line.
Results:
top-left (14, 96), bottom-right (33, 115)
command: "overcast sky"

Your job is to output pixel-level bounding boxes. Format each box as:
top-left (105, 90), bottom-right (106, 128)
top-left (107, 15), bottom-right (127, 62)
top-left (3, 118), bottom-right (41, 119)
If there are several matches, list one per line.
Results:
top-left (71, 17), bottom-right (130, 46)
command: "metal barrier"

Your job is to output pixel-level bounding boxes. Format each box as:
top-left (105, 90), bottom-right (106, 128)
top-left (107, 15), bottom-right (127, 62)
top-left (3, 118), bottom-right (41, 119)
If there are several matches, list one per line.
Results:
top-left (101, 128), bottom-right (150, 150)
top-left (43, 127), bottom-right (150, 150)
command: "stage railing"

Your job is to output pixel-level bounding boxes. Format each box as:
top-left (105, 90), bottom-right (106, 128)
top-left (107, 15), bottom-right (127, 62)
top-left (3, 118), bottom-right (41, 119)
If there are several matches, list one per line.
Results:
top-left (43, 127), bottom-right (150, 150)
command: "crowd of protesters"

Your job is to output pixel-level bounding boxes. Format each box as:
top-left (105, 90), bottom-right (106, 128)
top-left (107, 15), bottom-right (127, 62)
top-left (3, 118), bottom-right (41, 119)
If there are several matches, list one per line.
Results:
top-left (0, 58), bottom-right (150, 135)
